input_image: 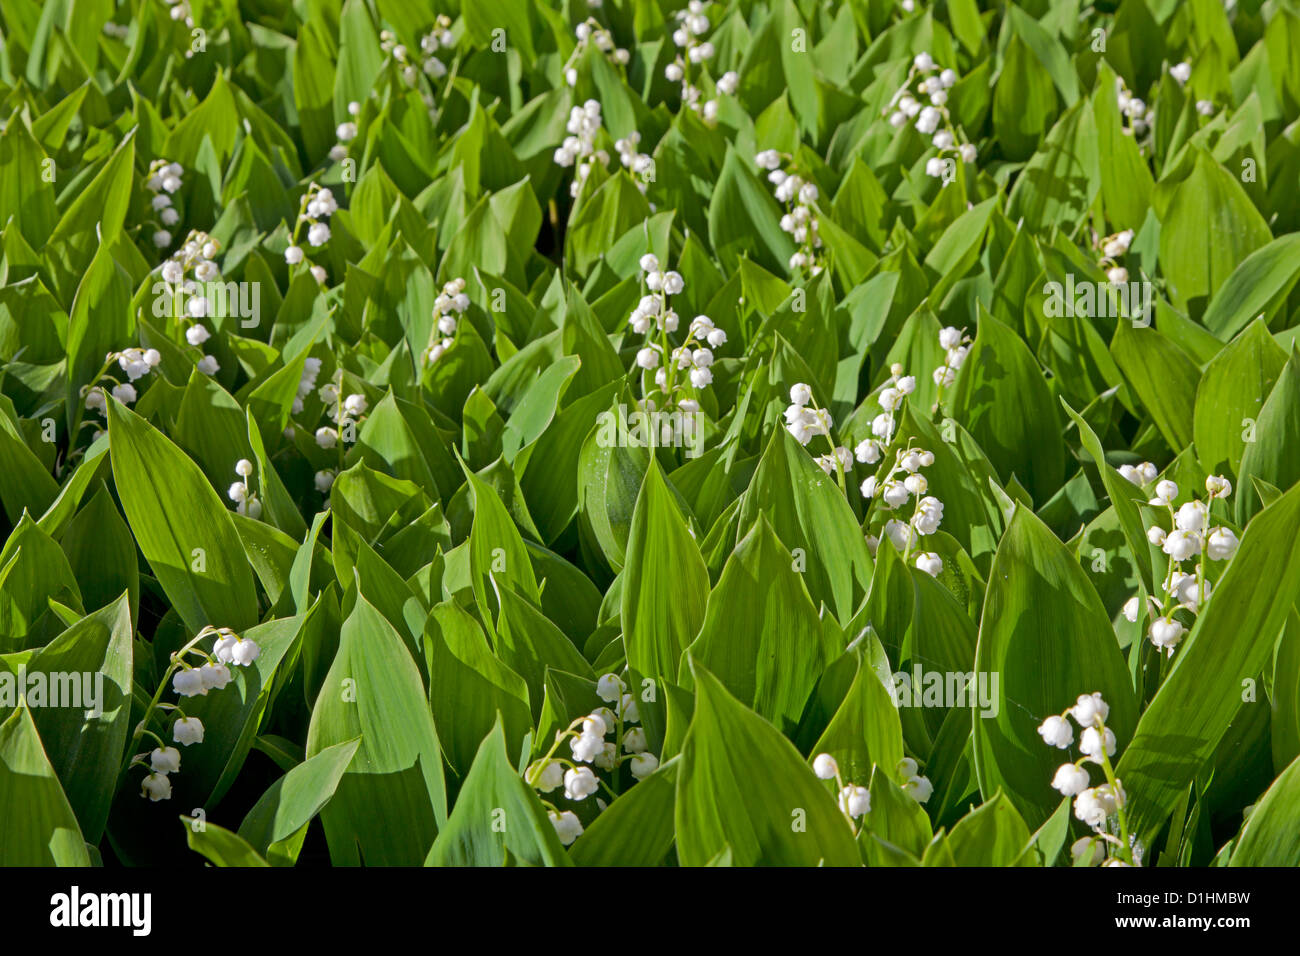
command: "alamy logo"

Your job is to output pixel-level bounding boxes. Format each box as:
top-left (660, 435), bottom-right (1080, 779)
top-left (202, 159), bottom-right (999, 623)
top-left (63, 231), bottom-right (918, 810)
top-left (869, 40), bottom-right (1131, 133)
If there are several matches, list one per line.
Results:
top-left (890, 666), bottom-right (1000, 718)
top-left (0, 667), bottom-right (104, 715)
top-left (50, 887), bottom-right (151, 936)
top-left (152, 279), bottom-right (261, 328)
top-left (594, 403), bottom-right (704, 457)
top-left (1043, 274), bottom-right (1153, 325)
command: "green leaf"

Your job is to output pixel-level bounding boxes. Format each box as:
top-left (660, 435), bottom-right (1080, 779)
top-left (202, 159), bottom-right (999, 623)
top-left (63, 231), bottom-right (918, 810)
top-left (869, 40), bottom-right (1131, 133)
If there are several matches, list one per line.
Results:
top-left (687, 514), bottom-right (836, 733)
top-left (238, 737), bottom-right (361, 866)
top-left (425, 719), bottom-right (570, 867)
top-left (622, 460), bottom-right (709, 684)
top-left (425, 601), bottom-right (532, 777)
top-left (1228, 753), bottom-right (1300, 866)
top-left (1117, 482), bottom-right (1300, 846)
top-left (950, 307), bottom-right (1065, 505)
top-left (0, 700), bottom-right (90, 865)
top-left (106, 398), bottom-right (258, 635)
top-left (676, 661), bottom-right (861, 866)
top-left (306, 593), bottom-right (446, 865)
top-left (973, 506), bottom-right (1138, 827)
top-left (736, 426), bottom-right (873, 624)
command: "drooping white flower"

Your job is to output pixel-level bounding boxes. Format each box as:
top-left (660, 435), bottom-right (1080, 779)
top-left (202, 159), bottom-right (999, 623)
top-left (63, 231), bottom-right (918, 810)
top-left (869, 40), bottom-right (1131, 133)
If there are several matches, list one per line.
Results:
top-left (1070, 693), bottom-right (1109, 729)
top-left (1149, 617), bottom-right (1185, 651)
top-left (914, 552), bottom-right (943, 577)
top-left (1170, 62), bottom-right (1191, 84)
top-left (838, 785), bottom-right (871, 818)
top-left (596, 673), bottom-right (626, 703)
top-left (1207, 527), bottom-right (1239, 561)
top-left (549, 809), bottom-right (583, 845)
top-left (230, 638), bottom-right (261, 667)
top-left (564, 766), bottom-right (599, 800)
top-left (629, 752), bottom-right (658, 779)
top-left (198, 662), bottom-right (231, 691)
top-left (1052, 763), bottom-right (1091, 796)
top-left (141, 773), bottom-right (172, 801)
top-left (1079, 726), bottom-right (1117, 764)
top-left (1150, 480), bottom-right (1179, 506)
top-left (1038, 715), bottom-right (1075, 749)
top-left (150, 746), bottom-right (181, 774)
top-left (903, 775), bottom-right (933, 803)
top-left (1162, 529), bottom-right (1200, 563)
top-left (172, 717), bottom-right (205, 746)
top-left (172, 669), bottom-right (207, 698)
top-left (1205, 475), bottom-right (1232, 499)
top-left (529, 759), bottom-right (565, 793)
top-left (813, 753), bottom-right (839, 780)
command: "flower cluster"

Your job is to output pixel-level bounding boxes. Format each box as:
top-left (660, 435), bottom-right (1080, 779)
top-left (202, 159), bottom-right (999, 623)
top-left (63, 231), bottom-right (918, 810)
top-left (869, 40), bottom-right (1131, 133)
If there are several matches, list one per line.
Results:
top-left (162, 0), bottom-right (194, 29)
top-left (284, 183), bottom-right (337, 284)
top-left (1038, 693), bottom-right (1136, 866)
top-left (614, 132), bottom-right (654, 194)
top-left (526, 673), bottom-right (658, 846)
top-left (226, 458), bottom-right (262, 520)
top-left (82, 347), bottom-right (162, 422)
top-left (663, 2), bottom-right (737, 124)
top-left (1096, 228), bottom-right (1135, 285)
top-left (380, 20), bottom-right (454, 89)
top-left (423, 276), bottom-right (470, 365)
top-left (755, 149), bottom-right (822, 275)
top-left (292, 356), bottom-right (323, 415)
top-left (884, 53), bottom-right (977, 176)
top-left (862, 441), bottom-right (943, 575)
top-left (554, 100), bottom-right (607, 199)
top-left (145, 159), bottom-right (183, 246)
top-left (784, 383), bottom-right (837, 453)
top-left (417, 16), bottom-right (457, 80)
top-left (931, 325), bottom-right (971, 405)
top-left (329, 101), bottom-right (361, 163)
top-left (138, 626), bottom-right (261, 802)
top-left (566, 18), bottom-right (630, 88)
top-left (1114, 75), bottom-right (1153, 140)
top-left (811, 752), bottom-right (932, 835)
top-left (628, 254), bottom-right (723, 408)
top-left (160, 230), bottom-right (225, 376)
top-left (1119, 473), bottom-right (1238, 656)
top-left (314, 373), bottom-right (369, 451)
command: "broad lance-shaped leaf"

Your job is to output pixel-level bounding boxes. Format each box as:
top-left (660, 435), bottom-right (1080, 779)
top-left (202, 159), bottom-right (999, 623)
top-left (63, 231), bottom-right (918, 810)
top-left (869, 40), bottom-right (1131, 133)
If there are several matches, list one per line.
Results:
top-left (1199, 230), bottom-right (1300, 340)
top-left (570, 758), bottom-right (679, 867)
top-left (1228, 753), bottom-right (1300, 866)
top-left (945, 791), bottom-right (1035, 867)
top-left (1236, 347), bottom-right (1300, 525)
top-left (13, 595), bottom-right (132, 845)
top-left (464, 454), bottom-right (539, 632)
top-left (735, 425), bottom-right (873, 625)
top-left (1061, 399), bottom-right (1156, 595)
top-left (237, 737), bottom-right (361, 866)
top-left (306, 594), bottom-right (446, 865)
top-left (973, 506), bottom-right (1137, 828)
top-left (106, 398), bottom-right (258, 635)
top-left (810, 638), bottom-right (905, 792)
top-left (0, 701), bottom-right (90, 865)
top-left (685, 514), bottom-right (837, 734)
top-left (675, 661), bottom-right (861, 866)
top-left (1117, 481), bottom-right (1300, 846)
top-left (1154, 145), bottom-right (1271, 320)
top-left (621, 459), bottom-right (709, 684)
top-left (1193, 319), bottom-right (1287, 477)
top-left (425, 600), bottom-right (532, 778)
top-left (425, 719), bottom-right (571, 867)
top-left (166, 613), bottom-right (308, 806)
top-left (949, 306), bottom-right (1065, 505)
